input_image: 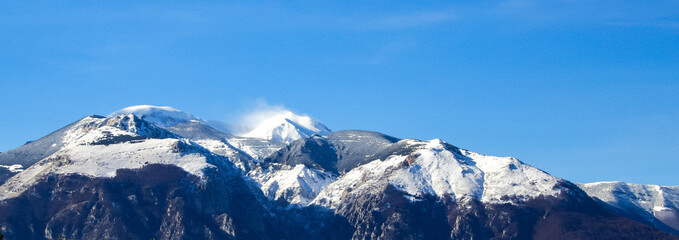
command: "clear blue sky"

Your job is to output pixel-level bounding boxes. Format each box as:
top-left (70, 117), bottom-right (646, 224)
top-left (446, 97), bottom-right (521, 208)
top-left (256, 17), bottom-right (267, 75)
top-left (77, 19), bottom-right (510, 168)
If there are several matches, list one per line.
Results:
top-left (1, 1), bottom-right (678, 185)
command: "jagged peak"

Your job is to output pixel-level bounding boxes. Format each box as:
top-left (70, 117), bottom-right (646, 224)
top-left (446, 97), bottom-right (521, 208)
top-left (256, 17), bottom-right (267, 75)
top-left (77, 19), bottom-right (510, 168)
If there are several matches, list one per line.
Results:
top-left (62, 113), bottom-right (178, 147)
top-left (108, 105), bottom-right (202, 127)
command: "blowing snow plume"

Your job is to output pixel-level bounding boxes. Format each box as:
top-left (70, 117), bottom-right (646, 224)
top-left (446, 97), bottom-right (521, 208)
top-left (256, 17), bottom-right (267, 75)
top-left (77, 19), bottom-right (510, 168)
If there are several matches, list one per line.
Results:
top-left (229, 100), bottom-right (331, 143)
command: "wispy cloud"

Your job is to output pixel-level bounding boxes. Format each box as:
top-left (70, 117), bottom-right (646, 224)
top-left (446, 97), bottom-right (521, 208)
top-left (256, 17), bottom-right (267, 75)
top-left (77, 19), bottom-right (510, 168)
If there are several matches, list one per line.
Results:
top-left (221, 98), bottom-right (298, 135)
top-left (355, 9), bottom-right (458, 31)
top-left (608, 19), bottom-right (679, 30)
top-left (489, 0), bottom-right (679, 30)
top-left (197, 4), bottom-right (460, 32)
top-left (239, 99), bottom-right (289, 128)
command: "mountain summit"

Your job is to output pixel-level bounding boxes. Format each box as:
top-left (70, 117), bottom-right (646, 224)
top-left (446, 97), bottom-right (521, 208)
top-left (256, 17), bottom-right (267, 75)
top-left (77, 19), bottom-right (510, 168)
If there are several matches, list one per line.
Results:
top-left (241, 110), bottom-right (331, 143)
top-left (109, 105), bottom-right (202, 127)
top-left (109, 105), bottom-right (331, 143)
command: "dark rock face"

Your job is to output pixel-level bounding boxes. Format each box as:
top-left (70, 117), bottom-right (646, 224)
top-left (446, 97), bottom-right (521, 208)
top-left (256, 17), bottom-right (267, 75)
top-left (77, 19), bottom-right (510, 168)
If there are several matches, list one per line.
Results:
top-left (588, 195), bottom-right (679, 236)
top-left (333, 183), bottom-right (451, 240)
top-left (329, 182), bottom-right (679, 240)
top-left (261, 130), bottom-right (402, 174)
top-left (0, 164), bottom-right (352, 240)
top-left (0, 168), bottom-right (11, 185)
top-left (326, 130), bottom-right (400, 173)
top-left (165, 121), bottom-right (232, 141)
top-left (1, 167), bottom-right (678, 240)
top-left (261, 131), bottom-right (457, 176)
top-left (263, 136), bottom-right (340, 174)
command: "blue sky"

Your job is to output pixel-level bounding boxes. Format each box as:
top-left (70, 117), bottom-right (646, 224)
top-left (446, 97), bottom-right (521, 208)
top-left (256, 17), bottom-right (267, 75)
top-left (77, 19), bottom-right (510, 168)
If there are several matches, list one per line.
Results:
top-left (1, 1), bottom-right (678, 185)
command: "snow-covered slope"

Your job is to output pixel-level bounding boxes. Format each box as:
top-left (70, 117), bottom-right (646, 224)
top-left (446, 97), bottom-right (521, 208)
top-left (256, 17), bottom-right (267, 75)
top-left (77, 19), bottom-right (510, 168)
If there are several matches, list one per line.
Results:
top-left (579, 181), bottom-right (679, 232)
top-left (162, 120), bottom-right (285, 172)
top-left (260, 164), bottom-right (335, 205)
top-left (111, 106), bottom-right (287, 171)
top-left (0, 116), bottom-right (106, 180)
top-left (0, 113), bottom-right (184, 184)
top-left (242, 111), bottom-right (331, 143)
top-left (109, 105), bottom-right (202, 127)
top-left (0, 114), bottom-right (219, 200)
top-left (223, 136), bottom-right (286, 161)
top-left (312, 139), bottom-right (565, 209)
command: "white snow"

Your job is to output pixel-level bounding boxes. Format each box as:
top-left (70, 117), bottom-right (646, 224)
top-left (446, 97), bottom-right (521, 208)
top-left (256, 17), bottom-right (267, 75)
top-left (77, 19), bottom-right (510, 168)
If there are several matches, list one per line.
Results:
top-left (654, 206), bottom-right (672, 212)
top-left (0, 164), bottom-right (23, 173)
top-left (579, 181), bottom-right (679, 229)
top-left (0, 115), bottom-right (216, 201)
top-left (63, 138), bottom-right (211, 178)
top-left (386, 139), bottom-right (485, 201)
top-left (191, 137), bottom-right (284, 167)
top-left (312, 138), bottom-right (564, 209)
top-left (224, 137), bottom-right (285, 160)
top-left (0, 138), bottom-right (215, 200)
top-left (108, 105), bottom-right (289, 160)
top-left (61, 116), bottom-right (110, 145)
top-left (462, 149), bottom-right (562, 204)
top-left (194, 139), bottom-right (244, 158)
top-left (109, 105), bottom-right (202, 127)
top-left (310, 157), bottom-right (391, 208)
top-left (241, 111), bottom-right (331, 143)
top-left (579, 182), bottom-right (662, 214)
top-left (260, 164), bottom-right (335, 205)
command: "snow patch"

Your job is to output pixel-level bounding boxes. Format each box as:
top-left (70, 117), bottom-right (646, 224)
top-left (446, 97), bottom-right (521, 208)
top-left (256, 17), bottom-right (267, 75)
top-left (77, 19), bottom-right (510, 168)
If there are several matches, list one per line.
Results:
top-left (0, 164), bottom-right (23, 173)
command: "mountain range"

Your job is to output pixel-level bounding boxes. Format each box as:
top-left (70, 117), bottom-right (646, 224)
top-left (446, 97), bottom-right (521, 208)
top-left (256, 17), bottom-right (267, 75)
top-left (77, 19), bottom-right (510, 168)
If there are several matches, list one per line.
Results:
top-left (0, 105), bottom-right (676, 239)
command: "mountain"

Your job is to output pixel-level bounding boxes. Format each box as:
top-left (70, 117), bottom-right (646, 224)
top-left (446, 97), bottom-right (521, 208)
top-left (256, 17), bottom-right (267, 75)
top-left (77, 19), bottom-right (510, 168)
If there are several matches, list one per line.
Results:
top-left (241, 111), bottom-right (331, 143)
top-left (0, 112), bottom-right (348, 240)
top-left (579, 181), bottom-right (679, 235)
top-left (0, 105), bottom-right (677, 239)
top-left (0, 115), bottom-right (125, 184)
top-left (251, 130), bottom-right (401, 205)
top-left (109, 105), bottom-right (202, 127)
top-left (110, 105), bottom-right (286, 171)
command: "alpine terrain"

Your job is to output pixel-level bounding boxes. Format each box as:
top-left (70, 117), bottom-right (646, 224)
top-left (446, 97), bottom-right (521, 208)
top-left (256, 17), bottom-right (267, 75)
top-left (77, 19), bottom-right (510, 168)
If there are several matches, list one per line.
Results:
top-left (0, 105), bottom-right (676, 239)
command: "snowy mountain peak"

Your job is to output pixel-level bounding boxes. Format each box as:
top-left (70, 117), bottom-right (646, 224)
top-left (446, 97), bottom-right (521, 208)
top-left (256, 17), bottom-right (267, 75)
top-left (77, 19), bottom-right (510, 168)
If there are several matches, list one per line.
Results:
top-left (109, 105), bottom-right (202, 127)
top-left (578, 181), bottom-right (679, 232)
top-left (311, 138), bottom-right (565, 209)
top-left (59, 114), bottom-right (178, 148)
top-left (242, 111), bottom-right (331, 143)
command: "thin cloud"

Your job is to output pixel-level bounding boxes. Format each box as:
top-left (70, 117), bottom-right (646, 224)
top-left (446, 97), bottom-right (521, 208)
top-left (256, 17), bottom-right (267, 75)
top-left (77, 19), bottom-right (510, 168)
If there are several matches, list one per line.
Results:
top-left (490, 0), bottom-right (679, 30)
top-left (240, 99), bottom-right (289, 128)
top-left (224, 99), bottom-right (301, 135)
top-left (360, 10), bottom-right (458, 30)
top-left (609, 19), bottom-right (679, 30)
